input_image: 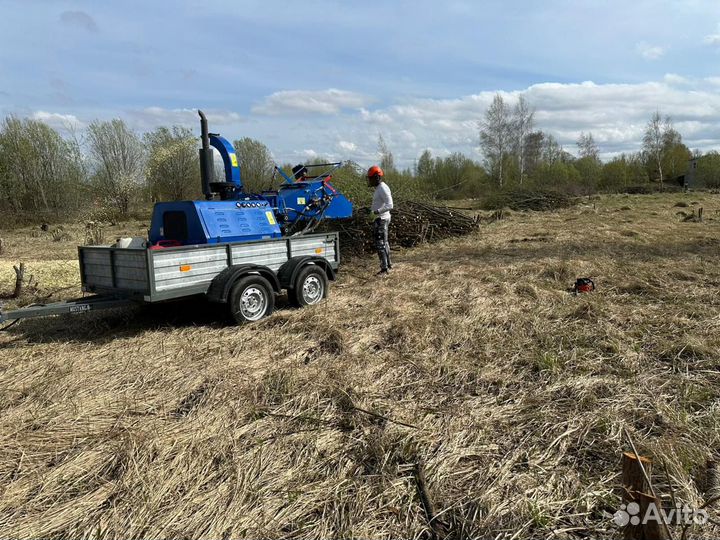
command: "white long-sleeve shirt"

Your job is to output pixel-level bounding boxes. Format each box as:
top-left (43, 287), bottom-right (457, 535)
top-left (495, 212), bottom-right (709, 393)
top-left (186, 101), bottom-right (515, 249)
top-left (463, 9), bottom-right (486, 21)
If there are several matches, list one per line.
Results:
top-left (371, 181), bottom-right (393, 221)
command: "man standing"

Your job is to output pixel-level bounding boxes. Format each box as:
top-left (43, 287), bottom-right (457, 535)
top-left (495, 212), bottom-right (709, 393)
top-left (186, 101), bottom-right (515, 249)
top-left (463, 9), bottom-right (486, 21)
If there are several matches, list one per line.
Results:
top-left (367, 165), bottom-right (393, 275)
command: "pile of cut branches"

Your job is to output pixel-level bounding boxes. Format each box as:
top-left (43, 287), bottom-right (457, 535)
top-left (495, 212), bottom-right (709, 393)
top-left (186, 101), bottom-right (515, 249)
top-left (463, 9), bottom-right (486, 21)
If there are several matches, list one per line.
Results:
top-left (481, 188), bottom-right (574, 211)
top-left (329, 200), bottom-right (480, 257)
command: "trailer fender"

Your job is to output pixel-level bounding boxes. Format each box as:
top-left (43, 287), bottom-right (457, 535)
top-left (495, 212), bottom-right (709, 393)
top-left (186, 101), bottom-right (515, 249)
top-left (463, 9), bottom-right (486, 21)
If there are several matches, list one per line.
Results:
top-left (207, 264), bottom-right (281, 303)
top-left (277, 256), bottom-right (336, 290)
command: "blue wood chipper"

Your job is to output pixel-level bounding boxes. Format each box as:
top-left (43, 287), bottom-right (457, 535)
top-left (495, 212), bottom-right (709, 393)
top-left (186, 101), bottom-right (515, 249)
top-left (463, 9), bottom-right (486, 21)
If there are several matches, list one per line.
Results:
top-left (0, 111), bottom-right (354, 325)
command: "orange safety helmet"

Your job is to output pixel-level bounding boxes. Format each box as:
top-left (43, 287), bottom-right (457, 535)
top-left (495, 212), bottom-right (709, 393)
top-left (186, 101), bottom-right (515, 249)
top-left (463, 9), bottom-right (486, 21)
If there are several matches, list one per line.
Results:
top-left (367, 165), bottom-right (384, 179)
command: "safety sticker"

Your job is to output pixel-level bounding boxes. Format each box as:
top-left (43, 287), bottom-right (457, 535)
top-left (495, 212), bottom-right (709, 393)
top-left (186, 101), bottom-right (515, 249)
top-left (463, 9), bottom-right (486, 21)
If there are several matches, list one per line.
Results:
top-left (230, 153), bottom-right (238, 167)
top-left (265, 211), bottom-right (276, 225)
top-left (297, 197), bottom-right (306, 205)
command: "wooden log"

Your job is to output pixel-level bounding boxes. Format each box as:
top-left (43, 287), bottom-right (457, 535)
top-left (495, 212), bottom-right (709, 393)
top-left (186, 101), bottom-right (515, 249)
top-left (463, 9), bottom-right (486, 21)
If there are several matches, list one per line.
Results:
top-left (621, 452), bottom-right (670, 540)
top-left (12, 262), bottom-right (25, 298)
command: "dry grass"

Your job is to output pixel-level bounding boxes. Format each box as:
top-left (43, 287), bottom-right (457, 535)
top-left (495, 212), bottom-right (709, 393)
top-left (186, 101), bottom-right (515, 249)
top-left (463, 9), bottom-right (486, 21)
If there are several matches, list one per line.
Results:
top-left (1, 193), bottom-right (720, 539)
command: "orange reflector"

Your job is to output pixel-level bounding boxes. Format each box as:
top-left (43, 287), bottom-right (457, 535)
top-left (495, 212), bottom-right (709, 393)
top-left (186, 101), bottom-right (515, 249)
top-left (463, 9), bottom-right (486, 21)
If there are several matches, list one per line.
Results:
top-left (315, 247), bottom-right (323, 254)
top-left (179, 265), bottom-right (192, 272)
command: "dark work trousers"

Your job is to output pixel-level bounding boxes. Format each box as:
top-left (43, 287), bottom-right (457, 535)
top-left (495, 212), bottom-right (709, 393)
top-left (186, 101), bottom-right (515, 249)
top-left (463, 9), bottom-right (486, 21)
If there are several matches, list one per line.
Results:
top-left (373, 217), bottom-right (391, 271)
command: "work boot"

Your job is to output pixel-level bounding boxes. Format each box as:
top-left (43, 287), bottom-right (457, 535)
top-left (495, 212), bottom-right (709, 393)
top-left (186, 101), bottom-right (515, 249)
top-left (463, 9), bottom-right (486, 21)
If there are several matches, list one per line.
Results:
top-left (376, 269), bottom-right (389, 277)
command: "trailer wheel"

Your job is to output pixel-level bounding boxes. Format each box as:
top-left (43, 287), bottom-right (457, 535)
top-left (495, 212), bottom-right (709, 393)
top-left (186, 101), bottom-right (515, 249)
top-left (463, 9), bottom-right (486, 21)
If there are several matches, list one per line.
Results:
top-left (229, 275), bottom-right (275, 324)
top-left (289, 265), bottom-right (328, 307)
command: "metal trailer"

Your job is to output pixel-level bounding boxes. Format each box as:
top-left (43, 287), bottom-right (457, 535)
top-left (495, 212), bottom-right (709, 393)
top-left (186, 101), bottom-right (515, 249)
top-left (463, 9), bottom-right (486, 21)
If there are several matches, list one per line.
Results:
top-left (0, 232), bottom-right (340, 326)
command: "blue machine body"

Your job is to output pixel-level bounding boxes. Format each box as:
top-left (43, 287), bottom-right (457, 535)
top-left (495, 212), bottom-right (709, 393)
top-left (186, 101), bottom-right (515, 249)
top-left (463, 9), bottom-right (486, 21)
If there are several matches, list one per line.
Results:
top-left (148, 113), bottom-right (353, 247)
top-left (272, 181), bottom-right (353, 221)
top-left (149, 200), bottom-right (282, 245)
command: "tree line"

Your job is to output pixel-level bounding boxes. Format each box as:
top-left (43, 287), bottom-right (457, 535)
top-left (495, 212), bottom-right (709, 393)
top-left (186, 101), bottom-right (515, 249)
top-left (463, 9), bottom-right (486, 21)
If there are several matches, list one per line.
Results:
top-left (438, 94), bottom-right (717, 198)
top-left (330, 96), bottom-right (719, 204)
top-left (0, 116), bottom-right (278, 223)
top-left (1, 101), bottom-right (719, 224)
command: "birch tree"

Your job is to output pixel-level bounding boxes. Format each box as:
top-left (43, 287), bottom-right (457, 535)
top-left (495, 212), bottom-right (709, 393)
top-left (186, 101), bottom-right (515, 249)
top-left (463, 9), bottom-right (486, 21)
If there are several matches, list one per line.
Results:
top-left (577, 132), bottom-right (600, 161)
top-left (480, 94), bottom-right (512, 187)
top-left (87, 119), bottom-right (145, 216)
top-left (642, 111), bottom-right (672, 189)
top-left (512, 95), bottom-right (534, 185)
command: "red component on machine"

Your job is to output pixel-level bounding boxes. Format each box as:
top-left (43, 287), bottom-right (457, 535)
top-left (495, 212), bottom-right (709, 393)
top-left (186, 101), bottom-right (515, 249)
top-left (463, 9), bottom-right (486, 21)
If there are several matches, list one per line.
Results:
top-left (150, 240), bottom-right (182, 250)
top-left (322, 177), bottom-right (337, 194)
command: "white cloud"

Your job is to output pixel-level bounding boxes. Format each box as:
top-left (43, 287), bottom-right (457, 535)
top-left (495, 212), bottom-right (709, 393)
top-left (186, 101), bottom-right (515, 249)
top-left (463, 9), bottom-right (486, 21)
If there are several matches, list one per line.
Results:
top-left (24, 78), bottom-right (720, 171)
top-left (288, 77), bottom-right (720, 167)
top-left (31, 110), bottom-right (83, 130)
top-left (337, 140), bottom-right (357, 152)
top-left (360, 107), bottom-right (393, 124)
top-left (636, 42), bottom-right (666, 60)
top-left (126, 107), bottom-right (242, 129)
top-left (252, 89), bottom-right (372, 115)
top-left (664, 73), bottom-right (689, 85)
top-left (704, 24), bottom-right (720, 45)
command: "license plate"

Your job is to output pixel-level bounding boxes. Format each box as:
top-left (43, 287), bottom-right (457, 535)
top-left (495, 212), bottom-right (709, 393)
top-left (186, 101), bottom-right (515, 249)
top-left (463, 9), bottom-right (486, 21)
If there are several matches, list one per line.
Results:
top-left (69, 304), bottom-right (92, 314)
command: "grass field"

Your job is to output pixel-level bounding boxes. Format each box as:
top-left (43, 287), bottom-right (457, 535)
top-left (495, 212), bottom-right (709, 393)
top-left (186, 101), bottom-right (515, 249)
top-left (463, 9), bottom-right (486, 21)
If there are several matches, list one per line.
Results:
top-left (1, 193), bottom-right (720, 539)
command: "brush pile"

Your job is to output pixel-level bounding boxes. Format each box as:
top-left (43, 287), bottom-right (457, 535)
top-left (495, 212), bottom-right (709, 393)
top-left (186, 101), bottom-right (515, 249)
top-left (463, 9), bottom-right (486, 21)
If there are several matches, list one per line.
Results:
top-left (332, 200), bottom-right (479, 256)
top-left (481, 188), bottom-right (574, 211)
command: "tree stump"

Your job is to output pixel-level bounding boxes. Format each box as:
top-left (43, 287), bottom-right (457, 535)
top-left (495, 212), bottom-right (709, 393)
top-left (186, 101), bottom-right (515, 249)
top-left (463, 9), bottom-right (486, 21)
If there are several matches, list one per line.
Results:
top-left (706, 459), bottom-right (720, 501)
top-left (621, 452), bottom-right (669, 540)
top-left (12, 263), bottom-right (25, 298)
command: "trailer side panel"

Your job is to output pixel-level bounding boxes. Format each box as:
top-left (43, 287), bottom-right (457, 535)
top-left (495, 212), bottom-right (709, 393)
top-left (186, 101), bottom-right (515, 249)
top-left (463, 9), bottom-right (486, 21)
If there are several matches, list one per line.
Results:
top-left (80, 232), bottom-right (339, 302)
top-left (81, 248), bottom-right (149, 293)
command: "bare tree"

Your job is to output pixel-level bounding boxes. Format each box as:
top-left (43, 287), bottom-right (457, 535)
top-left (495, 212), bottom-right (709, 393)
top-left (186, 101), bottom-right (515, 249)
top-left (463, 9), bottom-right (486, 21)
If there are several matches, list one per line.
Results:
top-left (233, 137), bottom-right (276, 192)
top-left (0, 116), bottom-right (86, 215)
top-left (512, 95), bottom-right (535, 185)
top-left (87, 119), bottom-right (145, 216)
top-left (642, 111), bottom-right (673, 189)
top-left (480, 94), bottom-right (512, 187)
top-left (377, 134), bottom-right (396, 173)
top-left (577, 132), bottom-right (600, 161)
top-left (145, 126), bottom-right (199, 201)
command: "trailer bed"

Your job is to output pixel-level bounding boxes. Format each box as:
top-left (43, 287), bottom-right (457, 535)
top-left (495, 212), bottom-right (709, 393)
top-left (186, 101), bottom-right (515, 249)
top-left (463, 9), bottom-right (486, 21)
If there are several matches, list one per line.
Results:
top-left (79, 232), bottom-right (339, 301)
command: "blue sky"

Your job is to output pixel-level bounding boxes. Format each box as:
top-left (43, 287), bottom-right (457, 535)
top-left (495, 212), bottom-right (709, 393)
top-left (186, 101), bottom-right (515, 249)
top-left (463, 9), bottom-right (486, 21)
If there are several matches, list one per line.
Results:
top-left (1, 0), bottom-right (720, 167)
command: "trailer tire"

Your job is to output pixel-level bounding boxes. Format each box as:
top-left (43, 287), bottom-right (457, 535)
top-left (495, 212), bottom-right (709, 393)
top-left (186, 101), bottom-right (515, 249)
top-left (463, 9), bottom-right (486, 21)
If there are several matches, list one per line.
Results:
top-left (289, 265), bottom-right (328, 308)
top-left (228, 275), bottom-right (275, 324)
